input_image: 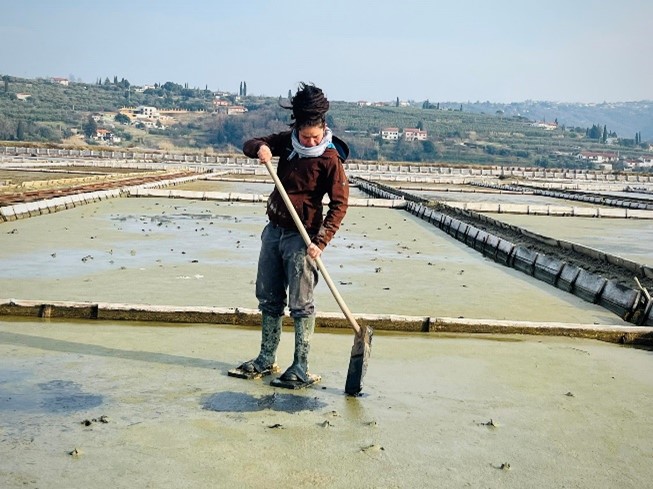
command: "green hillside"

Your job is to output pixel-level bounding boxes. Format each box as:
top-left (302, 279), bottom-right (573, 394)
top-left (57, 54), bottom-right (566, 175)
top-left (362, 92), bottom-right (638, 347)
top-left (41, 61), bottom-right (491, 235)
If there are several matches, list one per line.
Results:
top-left (1, 74), bottom-right (651, 168)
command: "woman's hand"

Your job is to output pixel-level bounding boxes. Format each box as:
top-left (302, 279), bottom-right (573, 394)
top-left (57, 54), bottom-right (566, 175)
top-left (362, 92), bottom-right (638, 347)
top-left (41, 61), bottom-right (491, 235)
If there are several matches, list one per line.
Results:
top-left (307, 243), bottom-right (322, 260)
top-left (257, 145), bottom-right (272, 164)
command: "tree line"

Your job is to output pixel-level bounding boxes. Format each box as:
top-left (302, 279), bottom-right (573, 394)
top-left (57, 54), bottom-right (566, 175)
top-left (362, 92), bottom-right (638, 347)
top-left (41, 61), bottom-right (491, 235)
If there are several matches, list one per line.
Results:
top-left (1, 73), bottom-right (650, 166)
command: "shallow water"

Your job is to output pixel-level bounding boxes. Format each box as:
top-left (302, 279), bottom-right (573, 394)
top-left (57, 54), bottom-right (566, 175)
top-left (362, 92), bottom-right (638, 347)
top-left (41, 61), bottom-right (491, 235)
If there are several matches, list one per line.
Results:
top-left (490, 213), bottom-right (653, 265)
top-left (0, 196), bottom-right (626, 324)
top-left (201, 391), bottom-right (327, 413)
top-left (1, 320), bottom-right (652, 489)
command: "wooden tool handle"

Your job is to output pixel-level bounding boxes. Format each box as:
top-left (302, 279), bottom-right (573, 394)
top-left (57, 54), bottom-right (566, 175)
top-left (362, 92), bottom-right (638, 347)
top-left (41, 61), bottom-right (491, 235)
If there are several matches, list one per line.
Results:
top-left (263, 160), bottom-right (362, 335)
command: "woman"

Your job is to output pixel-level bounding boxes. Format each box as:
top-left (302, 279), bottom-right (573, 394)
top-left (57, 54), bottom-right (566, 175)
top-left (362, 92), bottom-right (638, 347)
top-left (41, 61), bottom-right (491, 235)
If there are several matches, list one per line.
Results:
top-left (231, 83), bottom-right (349, 388)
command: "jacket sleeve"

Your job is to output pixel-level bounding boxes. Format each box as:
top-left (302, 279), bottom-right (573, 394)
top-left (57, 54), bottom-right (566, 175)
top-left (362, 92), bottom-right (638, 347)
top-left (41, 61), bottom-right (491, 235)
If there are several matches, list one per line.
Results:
top-left (242, 132), bottom-right (289, 159)
top-left (312, 157), bottom-right (349, 250)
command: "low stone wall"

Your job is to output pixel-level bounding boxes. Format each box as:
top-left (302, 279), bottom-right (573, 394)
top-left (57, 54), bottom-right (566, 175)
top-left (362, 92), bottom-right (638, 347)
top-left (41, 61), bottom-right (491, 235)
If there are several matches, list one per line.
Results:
top-left (471, 181), bottom-right (653, 211)
top-left (128, 188), bottom-right (408, 208)
top-left (0, 175), bottom-right (201, 222)
top-left (442, 201), bottom-right (653, 219)
top-left (4, 145), bottom-right (653, 183)
top-left (1, 298), bottom-right (651, 345)
top-left (0, 146), bottom-right (249, 166)
top-left (129, 188), bottom-right (267, 203)
top-left (1, 175), bottom-right (408, 222)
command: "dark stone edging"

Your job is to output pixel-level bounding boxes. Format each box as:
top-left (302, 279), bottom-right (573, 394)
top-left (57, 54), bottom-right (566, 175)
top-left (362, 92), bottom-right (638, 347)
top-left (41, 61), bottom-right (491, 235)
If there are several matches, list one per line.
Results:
top-left (355, 178), bottom-right (653, 326)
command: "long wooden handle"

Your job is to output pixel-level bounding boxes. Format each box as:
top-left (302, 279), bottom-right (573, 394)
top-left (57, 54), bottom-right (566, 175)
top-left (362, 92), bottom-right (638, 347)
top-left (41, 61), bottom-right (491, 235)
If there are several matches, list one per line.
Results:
top-left (263, 160), bottom-right (362, 336)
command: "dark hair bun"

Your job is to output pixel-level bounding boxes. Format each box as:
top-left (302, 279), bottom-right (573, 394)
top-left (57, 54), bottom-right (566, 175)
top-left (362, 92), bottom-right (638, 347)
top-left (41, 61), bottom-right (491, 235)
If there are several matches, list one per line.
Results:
top-left (290, 83), bottom-right (329, 126)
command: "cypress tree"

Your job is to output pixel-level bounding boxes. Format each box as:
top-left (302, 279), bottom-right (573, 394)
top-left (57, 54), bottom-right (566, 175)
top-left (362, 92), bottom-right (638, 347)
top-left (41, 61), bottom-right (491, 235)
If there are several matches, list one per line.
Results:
top-left (16, 120), bottom-right (25, 140)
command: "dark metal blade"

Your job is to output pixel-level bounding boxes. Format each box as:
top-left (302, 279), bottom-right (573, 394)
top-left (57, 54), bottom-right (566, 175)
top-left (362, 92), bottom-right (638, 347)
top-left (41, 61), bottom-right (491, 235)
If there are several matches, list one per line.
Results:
top-left (345, 326), bottom-right (373, 395)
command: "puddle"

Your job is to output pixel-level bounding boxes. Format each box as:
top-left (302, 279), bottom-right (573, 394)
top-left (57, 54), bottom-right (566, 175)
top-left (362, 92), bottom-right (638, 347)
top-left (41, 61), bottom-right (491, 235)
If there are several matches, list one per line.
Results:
top-left (37, 380), bottom-right (104, 413)
top-left (201, 391), bottom-right (327, 413)
top-left (0, 376), bottom-right (103, 413)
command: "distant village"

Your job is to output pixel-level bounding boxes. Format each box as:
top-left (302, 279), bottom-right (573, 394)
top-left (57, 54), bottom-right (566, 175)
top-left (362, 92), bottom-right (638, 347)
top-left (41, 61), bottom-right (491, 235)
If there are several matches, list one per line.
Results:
top-left (22, 76), bottom-right (652, 171)
top-left (573, 151), bottom-right (653, 172)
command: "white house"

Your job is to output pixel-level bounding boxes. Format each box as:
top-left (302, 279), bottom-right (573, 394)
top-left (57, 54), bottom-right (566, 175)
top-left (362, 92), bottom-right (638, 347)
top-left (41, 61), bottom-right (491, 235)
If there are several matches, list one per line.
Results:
top-left (531, 121), bottom-right (558, 130)
top-left (635, 156), bottom-right (653, 169)
top-left (227, 105), bottom-right (247, 115)
top-left (94, 128), bottom-right (120, 143)
top-left (51, 77), bottom-right (69, 86)
top-left (577, 151), bottom-right (618, 163)
top-left (213, 98), bottom-right (230, 108)
top-left (135, 106), bottom-right (160, 118)
top-left (381, 128), bottom-right (399, 141)
top-left (132, 85), bottom-right (157, 93)
top-left (404, 128), bottom-right (428, 141)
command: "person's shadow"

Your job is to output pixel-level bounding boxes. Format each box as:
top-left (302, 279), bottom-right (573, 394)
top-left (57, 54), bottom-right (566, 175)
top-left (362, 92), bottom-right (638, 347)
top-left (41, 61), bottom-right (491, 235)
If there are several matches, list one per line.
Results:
top-left (0, 330), bottom-right (228, 370)
top-left (1, 330), bottom-right (332, 414)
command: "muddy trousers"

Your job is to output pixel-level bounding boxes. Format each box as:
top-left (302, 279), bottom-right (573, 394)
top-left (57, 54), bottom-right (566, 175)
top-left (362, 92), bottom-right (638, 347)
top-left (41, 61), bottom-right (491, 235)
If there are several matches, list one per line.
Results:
top-left (255, 223), bottom-right (318, 318)
top-left (255, 223), bottom-right (318, 381)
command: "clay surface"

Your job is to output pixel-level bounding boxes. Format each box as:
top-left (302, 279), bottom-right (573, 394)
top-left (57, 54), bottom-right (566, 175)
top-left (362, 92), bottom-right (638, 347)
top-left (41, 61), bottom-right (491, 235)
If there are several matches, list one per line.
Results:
top-left (0, 197), bottom-right (626, 325)
top-left (1, 320), bottom-right (652, 488)
top-left (1, 177), bottom-right (652, 488)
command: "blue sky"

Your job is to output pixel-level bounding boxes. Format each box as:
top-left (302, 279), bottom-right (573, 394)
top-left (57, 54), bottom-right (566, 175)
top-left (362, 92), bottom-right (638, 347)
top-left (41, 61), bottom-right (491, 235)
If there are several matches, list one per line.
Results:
top-left (1, 0), bottom-right (651, 103)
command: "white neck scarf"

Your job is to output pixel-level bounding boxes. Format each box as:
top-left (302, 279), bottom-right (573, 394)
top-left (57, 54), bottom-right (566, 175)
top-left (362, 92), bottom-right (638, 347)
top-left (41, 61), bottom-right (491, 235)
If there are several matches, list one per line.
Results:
top-left (288, 127), bottom-right (333, 160)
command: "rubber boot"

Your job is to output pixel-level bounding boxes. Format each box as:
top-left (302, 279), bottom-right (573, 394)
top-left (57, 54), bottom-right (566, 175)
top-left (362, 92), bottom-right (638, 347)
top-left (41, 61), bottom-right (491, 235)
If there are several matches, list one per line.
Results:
top-left (280, 315), bottom-right (315, 383)
top-left (240, 313), bottom-right (282, 373)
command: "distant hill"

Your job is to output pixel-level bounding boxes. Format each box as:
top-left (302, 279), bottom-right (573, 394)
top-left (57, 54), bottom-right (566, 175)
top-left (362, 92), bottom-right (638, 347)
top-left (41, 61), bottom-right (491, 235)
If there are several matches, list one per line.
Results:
top-left (456, 101), bottom-right (653, 141)
top-left (1, 74), bottom-right (651, 168)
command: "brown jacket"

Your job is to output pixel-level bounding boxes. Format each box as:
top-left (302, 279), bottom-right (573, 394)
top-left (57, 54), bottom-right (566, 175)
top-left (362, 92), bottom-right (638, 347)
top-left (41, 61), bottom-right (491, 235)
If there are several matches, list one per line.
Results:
top-left (243, 130), bottom-right (349, 250)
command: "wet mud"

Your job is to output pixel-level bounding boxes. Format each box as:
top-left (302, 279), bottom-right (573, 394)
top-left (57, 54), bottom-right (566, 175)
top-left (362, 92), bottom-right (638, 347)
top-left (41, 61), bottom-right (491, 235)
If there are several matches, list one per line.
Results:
top-left (201, 391), bottom-right (327, 413)
top-left (0, 197), bottom-right (627, 324)
top-left (0, 373), bottom-right (102, 414)
top-left (3, 160), bottom-right (653, 487)
top-left (1, 320), bottom-right (653, 488)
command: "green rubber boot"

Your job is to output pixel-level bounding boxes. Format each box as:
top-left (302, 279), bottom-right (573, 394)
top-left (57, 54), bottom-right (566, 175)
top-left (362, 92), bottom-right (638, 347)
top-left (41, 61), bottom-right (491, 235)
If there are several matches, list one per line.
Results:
top-left (279, 315), bottom-right (316, 383)
top-left (239, 313), bottom-right (282, 374)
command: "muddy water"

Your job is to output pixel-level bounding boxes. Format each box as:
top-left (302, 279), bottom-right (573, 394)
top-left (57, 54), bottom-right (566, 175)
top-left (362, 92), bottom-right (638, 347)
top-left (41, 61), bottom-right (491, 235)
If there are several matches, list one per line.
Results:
top-left (415, 189), bottom-right (600, 207)
top-left (0, 196), bottom-right (625, 324)
top-left (1, 320), bottom-right (652, 488)
top-left (489, 213), bottom-right (653, 265)
top-left (0, 192), bottom-right (649, 488)
top-left (174, 179), bottom-right (272, 195)
top-left (173, 178), bottom-right (372, 199)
